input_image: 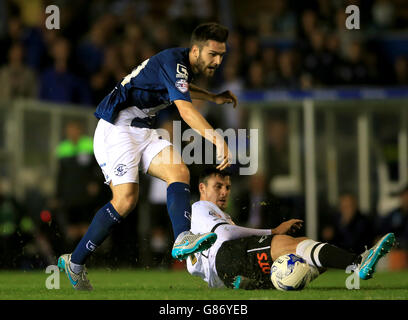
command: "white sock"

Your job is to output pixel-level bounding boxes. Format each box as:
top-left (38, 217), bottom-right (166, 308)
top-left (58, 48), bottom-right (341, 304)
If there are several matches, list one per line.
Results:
top-left (69, 261), bottom-right (84, 274)
top-left (296, 239), bottom-right (326, 268)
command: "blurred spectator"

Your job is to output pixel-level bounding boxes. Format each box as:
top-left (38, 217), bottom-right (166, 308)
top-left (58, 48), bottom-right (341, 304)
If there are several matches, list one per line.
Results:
top-left (258, 0), bottom-right (297, 38)
top-left (246, 60), bottom-right (266, 89)
top-left (276, 50), bottom-right (299, 88)
top-left (23, 14), bottom-right (50, 72)
top-left (168, 0), bottom-right (213, 21)
top-left (321, 193), bottom-right (375, 254)
top-left (91, 44), bottom-right (127, 104)
top-left (261, 47), bottom-right (279, 87)
top-left (51, 120), bottom-right (109, 249)
top-left (2, 9), bottom-right (51, 73)
top-left (0, 43), bottom-right (38, 99)
top-left (1, 0), bottom-right (406, 98)
top-left (9, 0), bottom-right (43, 28)
top-left (337, 41), bottom-right (372, 86)
top-left (378, 185), bottom-right (408, 249)
top-left (394, 56), bottom-right (408, 86)
top-left (221, 54), bottom-right (244, 94)
top-left (297, 9), bottom-right (319, 47)
top-left (226, 31), bottom-right (243, 57)
top-left (110, 0), bottom-right (151, 24)
top-left (0, 15), bottom-right (25, 66)
top-left (0, 1), bottom-right (6, 39)
top-left (241, 35), bottom-right (261, 78)
top-left (121, 23), bottom-right (143, 71)
top-left (372, 0), bottom-right (395, 30)
top-left (75, 19), bottom-right (107, 79)
top-left (150, 23), bottom-right (176, 51)
top-left (334, 7), bottom-right (361, 60)
top-left (302, 29), bottom-right (337, 86)
top-left (316, 0), bottom-right (336, 31)
top-left (168, 0), bottom-right (213, 42)
top-left (39, 37), bottom-right (92, 105)
top-left (324, 32), bottom-right (343, 85)
top-left (265, 116), bottom-right (289, 181)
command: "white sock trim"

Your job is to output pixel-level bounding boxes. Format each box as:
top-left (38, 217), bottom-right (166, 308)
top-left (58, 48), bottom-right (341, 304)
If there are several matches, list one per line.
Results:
top-left (312, 243), bottom-right (325, 268)
top-left (69, 261), bottom-right (84, 274)
top-left (296, 239), bottom-right (325, 268)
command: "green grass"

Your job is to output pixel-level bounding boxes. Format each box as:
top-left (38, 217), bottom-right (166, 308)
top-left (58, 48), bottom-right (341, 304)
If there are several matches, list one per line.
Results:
top-left (0, 269), bottom-right (407, 300)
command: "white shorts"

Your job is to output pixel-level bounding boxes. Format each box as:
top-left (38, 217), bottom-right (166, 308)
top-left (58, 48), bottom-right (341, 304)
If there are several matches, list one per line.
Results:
top-left (93, 119), bottom-right (172, 185)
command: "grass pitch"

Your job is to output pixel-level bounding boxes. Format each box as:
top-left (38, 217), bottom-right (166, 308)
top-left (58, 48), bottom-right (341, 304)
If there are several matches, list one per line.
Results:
top-left (0, 268), bottom-right (408, 300)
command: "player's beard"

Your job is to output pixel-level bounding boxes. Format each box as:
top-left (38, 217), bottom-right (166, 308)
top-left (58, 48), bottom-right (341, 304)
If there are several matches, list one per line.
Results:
top-left (197, 54), bottom-right (216, 78)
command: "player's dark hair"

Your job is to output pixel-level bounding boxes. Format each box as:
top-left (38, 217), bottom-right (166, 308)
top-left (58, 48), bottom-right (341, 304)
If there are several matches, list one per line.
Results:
top-left (198, 166), bottom-right (231, 186)
top-left (191, 22), bottom-right (229, 47)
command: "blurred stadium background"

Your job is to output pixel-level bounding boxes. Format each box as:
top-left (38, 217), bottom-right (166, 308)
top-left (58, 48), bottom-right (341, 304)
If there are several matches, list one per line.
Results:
top-left (0, 0), bottom-right (408, 275)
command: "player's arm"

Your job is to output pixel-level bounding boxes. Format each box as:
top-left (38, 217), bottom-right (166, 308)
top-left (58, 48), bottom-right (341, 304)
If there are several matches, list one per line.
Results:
top-left (174, 99), bottom-right (231, 170)
top-left (189, 83), bottom-right (237, 108)
top-left (213, 219), bottom-right (304, 242)
top-left (272, 219), bottom-right (303, 235)
top-left (215, 224), bottom-right (272, 242)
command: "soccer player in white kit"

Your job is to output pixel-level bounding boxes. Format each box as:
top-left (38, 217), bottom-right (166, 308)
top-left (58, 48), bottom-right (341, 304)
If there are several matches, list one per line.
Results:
top-left (187, 167), bottom-right (396, 289)
top-left (58, 23), bottom-right (238, 290)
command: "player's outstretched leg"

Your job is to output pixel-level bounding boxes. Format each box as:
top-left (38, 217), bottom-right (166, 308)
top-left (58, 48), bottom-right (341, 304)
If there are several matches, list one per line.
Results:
top-left (358, 232), bottom-right (396, 280)
top-left (148, 146), bottom-right (218, 260)
top-left (58, 254), bottom-right (93, 291)
top-left (172, 230), bottom-right (217, 260)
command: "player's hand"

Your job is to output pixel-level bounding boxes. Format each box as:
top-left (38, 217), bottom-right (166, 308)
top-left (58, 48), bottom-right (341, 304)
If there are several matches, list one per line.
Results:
top-left (213, 90), bottom-right (238, 108)
top-left (216, 141), bottom-right (233, 171)
top-left (272, 219), bottom-right (303, 235)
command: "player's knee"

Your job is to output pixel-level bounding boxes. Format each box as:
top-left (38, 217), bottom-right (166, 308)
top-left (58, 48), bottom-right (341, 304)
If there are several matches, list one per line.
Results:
top-left (272, 234), bottom-right (293, 244)
top-left (167, 164), bottom-right (190, 184)
top-left (112, 193), bottom-right (138, 217)
top-left (271, 235), bottom-right (297, 260)
top-left (178, 164), bottom-right (190, 182)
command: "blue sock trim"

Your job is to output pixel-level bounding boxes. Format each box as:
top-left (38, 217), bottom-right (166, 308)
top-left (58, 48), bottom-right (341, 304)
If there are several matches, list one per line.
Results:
top-left (167, 182), bottom-right (192, 239)
top-left (104, 202), bottom-right (122, 224)
top-left (71, 202), bottom-right (122, 265)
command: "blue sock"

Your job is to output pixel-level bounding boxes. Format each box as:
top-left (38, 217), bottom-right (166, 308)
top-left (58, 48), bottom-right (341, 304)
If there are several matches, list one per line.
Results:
top-left (167, 182), bottom-right (192, 239)
top-left (71, 202), bottom-right (122, 265)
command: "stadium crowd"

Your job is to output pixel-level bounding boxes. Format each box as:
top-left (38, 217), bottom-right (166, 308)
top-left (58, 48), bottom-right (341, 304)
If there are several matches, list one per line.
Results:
top-left (1, 0), bottom-right (408, 270)
top-left (1, 0), bottom-right (408, 104)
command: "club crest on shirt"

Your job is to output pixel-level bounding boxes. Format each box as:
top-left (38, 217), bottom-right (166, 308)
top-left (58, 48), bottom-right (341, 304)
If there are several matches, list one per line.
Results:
top-left (114, 164), bottom-right (128, 176)
top-left (175, 79), bottom-right (189, 93)
top-left (189, 254), bottom-right (197, 265)
top-left (176, 63), bottom-right (188, 79)
top-left (208, 210), bottom-right (223, 219)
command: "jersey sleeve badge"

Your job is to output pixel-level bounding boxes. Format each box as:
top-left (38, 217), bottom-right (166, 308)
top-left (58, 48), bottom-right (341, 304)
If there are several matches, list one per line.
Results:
top-left (175, 78), bottom-right (189, 93)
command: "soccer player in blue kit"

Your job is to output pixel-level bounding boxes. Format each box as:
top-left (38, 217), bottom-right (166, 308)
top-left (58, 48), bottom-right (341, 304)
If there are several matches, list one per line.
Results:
top-left (58, 22), bottom-right (238, 290)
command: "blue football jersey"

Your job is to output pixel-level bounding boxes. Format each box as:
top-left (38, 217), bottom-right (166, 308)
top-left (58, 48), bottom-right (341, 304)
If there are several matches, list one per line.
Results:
top-left (94, 47), bottom-right (193, 126)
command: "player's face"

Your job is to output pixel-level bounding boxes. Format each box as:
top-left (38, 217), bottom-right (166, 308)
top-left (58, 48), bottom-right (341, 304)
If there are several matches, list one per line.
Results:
top-left (195, 40), bottom-right (226, 77)
top-left (200, 174), bottom-right (231, 210)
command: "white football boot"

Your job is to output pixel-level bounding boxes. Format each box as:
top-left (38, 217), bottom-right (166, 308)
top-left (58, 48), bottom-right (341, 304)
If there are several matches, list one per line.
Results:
top-left (58, 254), bottom-right (93, 291)
top-left (171, 231), bottom-right (217, 260)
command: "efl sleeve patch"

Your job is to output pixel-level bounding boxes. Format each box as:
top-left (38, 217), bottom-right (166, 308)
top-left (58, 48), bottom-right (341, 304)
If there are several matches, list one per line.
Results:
top-left (160, 59), bottom-right (191, 102)
top-left (175, 79), bottom-right (189, 93)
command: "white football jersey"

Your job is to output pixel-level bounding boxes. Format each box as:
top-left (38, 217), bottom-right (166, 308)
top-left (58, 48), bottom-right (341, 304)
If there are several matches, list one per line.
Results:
top-left (186, 200), bottom-right (272, 288)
